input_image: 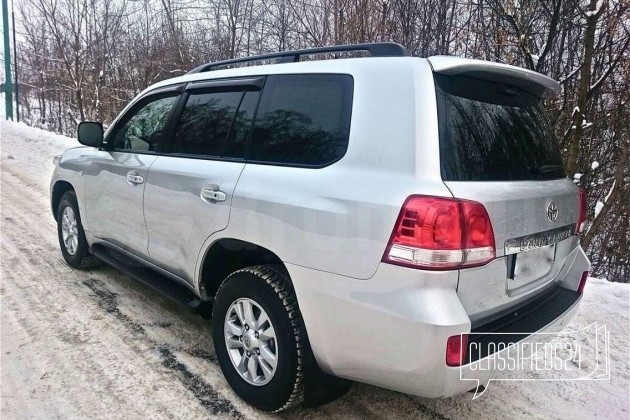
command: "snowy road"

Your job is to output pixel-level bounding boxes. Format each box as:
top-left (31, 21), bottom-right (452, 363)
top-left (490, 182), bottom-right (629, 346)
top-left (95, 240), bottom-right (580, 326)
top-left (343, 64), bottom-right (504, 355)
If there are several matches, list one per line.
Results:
top-left (1, 121), bottom-right (629, 419)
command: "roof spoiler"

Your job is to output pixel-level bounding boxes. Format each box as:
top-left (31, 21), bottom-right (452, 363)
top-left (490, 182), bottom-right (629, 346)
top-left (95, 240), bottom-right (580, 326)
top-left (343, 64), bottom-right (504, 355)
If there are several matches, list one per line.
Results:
top-left (428, 56), bottom-right (560, 98)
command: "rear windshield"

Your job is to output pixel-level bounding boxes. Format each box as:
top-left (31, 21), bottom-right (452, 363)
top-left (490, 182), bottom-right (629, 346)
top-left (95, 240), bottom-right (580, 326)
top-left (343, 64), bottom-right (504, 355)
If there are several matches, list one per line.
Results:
top-left (435, 74), bottom-right (565, 181)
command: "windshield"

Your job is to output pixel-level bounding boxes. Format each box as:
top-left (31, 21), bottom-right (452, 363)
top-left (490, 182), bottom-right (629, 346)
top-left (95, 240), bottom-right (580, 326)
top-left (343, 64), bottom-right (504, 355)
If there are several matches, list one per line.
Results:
top-left (435, 74), bottom-right (565, 181)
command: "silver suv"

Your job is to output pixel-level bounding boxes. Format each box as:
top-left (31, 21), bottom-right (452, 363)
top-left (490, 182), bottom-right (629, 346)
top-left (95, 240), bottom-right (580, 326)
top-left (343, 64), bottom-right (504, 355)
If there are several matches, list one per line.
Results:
top-left (51, 43), bottom-right (591, 411)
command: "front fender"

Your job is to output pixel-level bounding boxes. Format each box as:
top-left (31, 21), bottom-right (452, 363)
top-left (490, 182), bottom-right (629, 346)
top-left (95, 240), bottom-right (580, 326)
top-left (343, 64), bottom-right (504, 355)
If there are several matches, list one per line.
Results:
top-left (50, 146), bottom-right (93, 231)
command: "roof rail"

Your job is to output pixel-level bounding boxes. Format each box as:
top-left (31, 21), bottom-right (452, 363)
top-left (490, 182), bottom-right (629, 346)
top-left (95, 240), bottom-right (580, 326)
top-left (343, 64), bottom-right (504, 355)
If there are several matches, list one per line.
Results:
top-left (187, 42), bottom-right (408, 74)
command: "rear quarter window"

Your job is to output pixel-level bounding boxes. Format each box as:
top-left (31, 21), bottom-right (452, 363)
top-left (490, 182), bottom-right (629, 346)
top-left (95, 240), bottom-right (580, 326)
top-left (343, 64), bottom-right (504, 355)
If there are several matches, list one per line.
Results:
top-left (436, 74), bottom-right (565, 181)
top-left (249, 74), bottom-right (353, 166)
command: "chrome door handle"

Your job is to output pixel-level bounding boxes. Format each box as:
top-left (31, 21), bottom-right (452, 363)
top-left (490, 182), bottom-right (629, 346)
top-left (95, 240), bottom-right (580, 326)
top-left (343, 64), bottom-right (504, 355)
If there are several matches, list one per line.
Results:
top-left (126, 173), bottom-right (144, 185)
top-left (200, 187), bottom-right (227, 202)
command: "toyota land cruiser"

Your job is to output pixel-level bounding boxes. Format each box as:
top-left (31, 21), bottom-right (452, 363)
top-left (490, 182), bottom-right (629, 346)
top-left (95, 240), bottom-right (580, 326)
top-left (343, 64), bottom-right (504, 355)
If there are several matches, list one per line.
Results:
top-left (50, 43), bottom-right (591, 412)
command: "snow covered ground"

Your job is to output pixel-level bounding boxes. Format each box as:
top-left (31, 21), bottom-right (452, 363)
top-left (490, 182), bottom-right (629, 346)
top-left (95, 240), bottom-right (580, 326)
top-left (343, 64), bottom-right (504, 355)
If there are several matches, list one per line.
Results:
top-left (1, 120), bottom-right (629, 419)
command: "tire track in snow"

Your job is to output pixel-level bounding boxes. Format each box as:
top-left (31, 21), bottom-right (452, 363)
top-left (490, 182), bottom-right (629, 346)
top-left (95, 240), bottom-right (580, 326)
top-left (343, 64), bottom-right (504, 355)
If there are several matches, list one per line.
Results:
top-left (82, 277), bottom-right (242, 418)
top-left (1, 164), bottom-right (259, 419)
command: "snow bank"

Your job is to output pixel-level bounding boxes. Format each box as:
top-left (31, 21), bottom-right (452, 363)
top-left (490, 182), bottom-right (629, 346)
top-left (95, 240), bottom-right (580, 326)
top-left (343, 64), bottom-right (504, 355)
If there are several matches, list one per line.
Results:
top-left (1, 120), bottom-right (78, 182)
top-left (1, 119), bottom-right (76, 148)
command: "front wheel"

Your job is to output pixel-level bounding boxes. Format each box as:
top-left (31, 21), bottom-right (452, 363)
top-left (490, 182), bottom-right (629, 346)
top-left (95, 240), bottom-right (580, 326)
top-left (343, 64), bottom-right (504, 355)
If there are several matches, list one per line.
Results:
top-left (212, 265), bottom-right (304, 412)
top-left (56, 190), bottom-right (97, 269)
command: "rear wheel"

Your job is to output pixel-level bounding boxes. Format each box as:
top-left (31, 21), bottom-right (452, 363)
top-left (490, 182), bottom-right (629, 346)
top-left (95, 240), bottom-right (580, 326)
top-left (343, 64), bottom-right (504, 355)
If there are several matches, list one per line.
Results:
top-left (212, 265), bottom-right (304, 412)
top-left (56, 191), bottom-right (97, 269)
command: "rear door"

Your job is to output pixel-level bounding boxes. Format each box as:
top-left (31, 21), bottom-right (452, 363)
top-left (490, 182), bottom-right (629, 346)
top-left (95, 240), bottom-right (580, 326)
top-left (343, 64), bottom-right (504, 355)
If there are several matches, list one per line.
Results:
top-left (432, 71), bottom-right (580, 320)
top-left (143, 78), bottom-right (261, 284)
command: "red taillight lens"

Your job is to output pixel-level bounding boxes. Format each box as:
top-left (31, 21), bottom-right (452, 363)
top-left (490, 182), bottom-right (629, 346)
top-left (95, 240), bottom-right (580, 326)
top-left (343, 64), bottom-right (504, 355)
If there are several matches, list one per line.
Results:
top-left (578, 271), bottom-right (589, 294)
top-left (394, 197), bottom-right (461, 249)
top-left (446, 334), bottom-right (469, 367)
top-left (383, 196), bottom-right (495, 269)
top-left (577, 188), bottom-right (587, 233)
top-left (462, 202), bottom-right (495, 248)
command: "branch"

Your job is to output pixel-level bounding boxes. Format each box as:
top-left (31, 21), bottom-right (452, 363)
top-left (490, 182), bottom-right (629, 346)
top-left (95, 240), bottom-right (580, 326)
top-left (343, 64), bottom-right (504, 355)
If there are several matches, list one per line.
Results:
top-left (588, 35), bottom-right (630, 99)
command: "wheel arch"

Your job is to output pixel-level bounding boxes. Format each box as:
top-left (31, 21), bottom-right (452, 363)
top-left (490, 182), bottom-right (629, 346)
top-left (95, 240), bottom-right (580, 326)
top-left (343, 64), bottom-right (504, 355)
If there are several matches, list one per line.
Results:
top-left (199, 238), bottom-right (287, 300)
top-left (51, 180), bottom-right (75, 220)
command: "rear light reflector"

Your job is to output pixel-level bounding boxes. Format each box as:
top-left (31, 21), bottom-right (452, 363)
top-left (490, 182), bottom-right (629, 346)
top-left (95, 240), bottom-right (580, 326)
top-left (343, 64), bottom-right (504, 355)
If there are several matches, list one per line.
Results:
top-left (383, 196), bottom-right (495, 269)
top-left (446, 334), bottom-right (469, 367)
top-left (578, 271), bottom-right (589, 294)
top-left (577, 188), bottom-right (587, 233)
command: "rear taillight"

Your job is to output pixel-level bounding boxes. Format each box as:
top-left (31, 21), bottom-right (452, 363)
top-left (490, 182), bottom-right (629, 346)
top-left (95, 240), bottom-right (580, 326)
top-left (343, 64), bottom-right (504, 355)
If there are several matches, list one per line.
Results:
top-left (577, 188), bottom-right (587, 233)
top-left (383, 196), bottom-right (495, 269)
top-left (446, 334), bottom-right (469, 367)
top-left (578, 271), bottom-right (589, 294)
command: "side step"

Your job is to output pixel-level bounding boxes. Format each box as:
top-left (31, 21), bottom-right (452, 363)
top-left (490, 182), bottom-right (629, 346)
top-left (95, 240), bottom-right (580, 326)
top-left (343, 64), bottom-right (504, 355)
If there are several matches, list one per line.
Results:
top-left (92, 245), bottom-right (210, 314)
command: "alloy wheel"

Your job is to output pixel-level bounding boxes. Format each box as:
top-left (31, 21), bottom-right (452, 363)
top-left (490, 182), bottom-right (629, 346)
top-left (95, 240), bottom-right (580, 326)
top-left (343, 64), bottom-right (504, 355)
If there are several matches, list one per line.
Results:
top-left (224, 298), bottom-right (278, 386)
top-left (61, 206), bottom-right (79, 256)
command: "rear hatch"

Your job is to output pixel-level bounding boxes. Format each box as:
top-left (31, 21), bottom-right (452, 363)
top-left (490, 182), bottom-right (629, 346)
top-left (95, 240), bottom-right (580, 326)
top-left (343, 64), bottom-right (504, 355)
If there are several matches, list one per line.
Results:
top-left (429, 57), bottom-right (580, 321)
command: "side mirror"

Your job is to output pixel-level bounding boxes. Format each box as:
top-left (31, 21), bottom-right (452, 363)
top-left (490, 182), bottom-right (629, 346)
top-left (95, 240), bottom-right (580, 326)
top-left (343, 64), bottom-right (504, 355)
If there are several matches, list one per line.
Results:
top-left (77, 122), bottom-right (104, 147)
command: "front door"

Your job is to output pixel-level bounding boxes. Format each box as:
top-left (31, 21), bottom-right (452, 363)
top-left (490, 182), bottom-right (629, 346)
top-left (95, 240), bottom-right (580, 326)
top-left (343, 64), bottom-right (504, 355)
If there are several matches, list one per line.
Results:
top-left (84, 92), bottom-right (179, 258)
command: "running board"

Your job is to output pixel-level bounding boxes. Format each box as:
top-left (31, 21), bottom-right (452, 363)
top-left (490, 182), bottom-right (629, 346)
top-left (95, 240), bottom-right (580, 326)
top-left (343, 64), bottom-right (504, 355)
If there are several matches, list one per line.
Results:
top-left (92, 245), bottom-right (209, 314)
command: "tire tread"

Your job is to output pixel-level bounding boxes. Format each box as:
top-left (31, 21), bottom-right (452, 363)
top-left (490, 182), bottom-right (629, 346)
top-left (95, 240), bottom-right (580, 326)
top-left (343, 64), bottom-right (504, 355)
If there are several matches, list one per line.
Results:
top-left (214, 264), bottom-right (304, 412)
top-left (57, 190), bottom-right (99, 270)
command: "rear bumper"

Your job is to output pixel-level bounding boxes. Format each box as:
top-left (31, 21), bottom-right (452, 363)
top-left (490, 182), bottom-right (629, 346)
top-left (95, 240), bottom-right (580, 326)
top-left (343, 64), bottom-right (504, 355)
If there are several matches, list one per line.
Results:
top-left (444, 292), bottom-right (582, 396)
top-left (287, 245), bottom-right (590, 398)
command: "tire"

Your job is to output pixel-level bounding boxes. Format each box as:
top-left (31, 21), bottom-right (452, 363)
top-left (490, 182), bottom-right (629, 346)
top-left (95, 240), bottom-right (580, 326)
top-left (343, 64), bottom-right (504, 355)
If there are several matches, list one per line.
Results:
top-left (56, 190), bottom-right (98, 269)
top-left (212, 265), bottom-right (304, 412)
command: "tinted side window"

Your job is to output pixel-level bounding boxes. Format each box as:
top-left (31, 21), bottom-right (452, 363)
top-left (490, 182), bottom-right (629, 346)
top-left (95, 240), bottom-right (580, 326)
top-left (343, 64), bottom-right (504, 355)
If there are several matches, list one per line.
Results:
top-left (112, 95), bottom-right (177, 152)
top-left (224, 91), bottom-right (259, 159)
top-left (171, 91), bottom-right (243, 156)
top-left (249, 74), bottom-right (353, 166)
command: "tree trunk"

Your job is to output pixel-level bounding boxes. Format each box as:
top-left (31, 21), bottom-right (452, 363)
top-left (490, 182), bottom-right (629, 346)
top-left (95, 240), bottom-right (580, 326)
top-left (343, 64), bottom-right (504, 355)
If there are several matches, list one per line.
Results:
top-left (566, 0), bottom-right (606, 176)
